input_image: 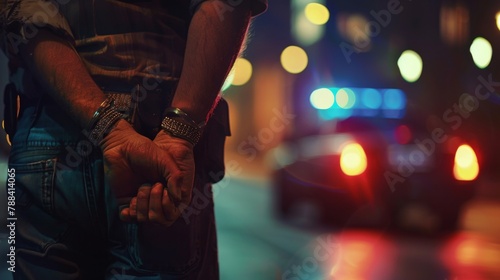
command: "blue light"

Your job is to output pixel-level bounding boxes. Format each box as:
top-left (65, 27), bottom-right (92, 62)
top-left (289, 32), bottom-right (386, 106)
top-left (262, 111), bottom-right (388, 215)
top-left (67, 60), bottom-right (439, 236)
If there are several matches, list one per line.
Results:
top-left (383, 109), bottom-right (405, 119)
top-left (315, 87), bottom-right (406, 120)
top-left (318, 107), bottom-right (353, 120)
top-left (336, 88), bottom-right (356, 109)
top-left (359, 108), bottom-right (379, 117)
top-left (361, 88), bottom-right (382, 109)
top-left (383, 89), bottom-right (406, 110)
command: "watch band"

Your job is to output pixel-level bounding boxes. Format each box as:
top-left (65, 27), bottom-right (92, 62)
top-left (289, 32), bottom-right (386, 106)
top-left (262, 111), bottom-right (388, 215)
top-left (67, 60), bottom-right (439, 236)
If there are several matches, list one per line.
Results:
top-left (85, 97), bottom-right (123, 145)
top-left (161, 116), bottom-right (203, 145)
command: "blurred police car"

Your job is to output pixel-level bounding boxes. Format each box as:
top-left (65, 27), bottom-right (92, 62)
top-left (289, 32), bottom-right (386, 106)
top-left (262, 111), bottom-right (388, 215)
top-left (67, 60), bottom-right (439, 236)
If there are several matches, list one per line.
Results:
top-left (271, 87), bottom-right (478, 233)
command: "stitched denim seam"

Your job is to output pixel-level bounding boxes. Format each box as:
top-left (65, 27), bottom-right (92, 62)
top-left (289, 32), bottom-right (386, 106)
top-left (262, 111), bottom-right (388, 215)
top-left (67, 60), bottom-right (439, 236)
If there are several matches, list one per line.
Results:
top-left (83, 155), bottom-right (101, 236)
top-left (41, 159), bottom-right (56, 214)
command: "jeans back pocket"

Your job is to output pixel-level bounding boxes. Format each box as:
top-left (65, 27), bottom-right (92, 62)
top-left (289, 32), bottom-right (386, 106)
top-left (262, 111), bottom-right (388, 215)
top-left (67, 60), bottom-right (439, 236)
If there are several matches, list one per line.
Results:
top-left (9, 157), bottom-right (57, 213)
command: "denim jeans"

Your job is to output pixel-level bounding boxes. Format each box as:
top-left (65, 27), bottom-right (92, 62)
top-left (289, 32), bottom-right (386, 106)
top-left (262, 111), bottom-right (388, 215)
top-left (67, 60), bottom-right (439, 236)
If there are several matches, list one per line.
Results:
top-left (8, 96), bottom-right (220, 279)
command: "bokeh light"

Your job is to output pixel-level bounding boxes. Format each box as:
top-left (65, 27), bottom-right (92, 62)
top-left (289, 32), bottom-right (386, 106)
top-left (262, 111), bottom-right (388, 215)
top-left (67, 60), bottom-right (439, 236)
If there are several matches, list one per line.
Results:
top-left (336, 88), bottom-right (356, 109)
top-left (319, 106), bottom-right (353, 120)
top-left (316, 87), bottom-right (407, 120)
top-left (361, 88), bottom-right (382, 109)
top-left (395, 125), bottom-right (412, 145)
top-left (397, 50), bottom-right (423, 83)
top-left (340, 143), bottom-right (367, 176)
top-left (294, 12), bottom-right (325, 46)
top-left (281, 46), bottom-right (309, 74)
top-left (496, 12), bottom-right (500, 31)
top-left (454, 144), bottom-right (479, 181)
top-left (304, 3), bottom-right (330, 25)
top-left (292, 0), bottom-right (325, 46)
top-left (310, 88), bottom-right (335, 109)
top-left (383, 89), bottom-right (406, 110)
top-left (342, 241), bottom-right (374, 267)
top-left (231, 58), bottom-right (253, 86)
top-left (470, 37), bottom-right (492, 69)
top-left (337, 14), bottom-right (372, 51)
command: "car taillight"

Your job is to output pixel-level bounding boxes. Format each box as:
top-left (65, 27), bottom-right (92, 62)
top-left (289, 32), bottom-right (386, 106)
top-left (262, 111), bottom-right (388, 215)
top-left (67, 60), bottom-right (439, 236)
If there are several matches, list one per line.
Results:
top-left (340, 143), bottom-right (367, 176)
top-left (453, 144), bottom-right (479, 181)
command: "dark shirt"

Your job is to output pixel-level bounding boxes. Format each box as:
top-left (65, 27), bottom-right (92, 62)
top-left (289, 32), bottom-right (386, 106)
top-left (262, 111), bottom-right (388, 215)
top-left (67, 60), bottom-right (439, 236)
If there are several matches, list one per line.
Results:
top-left (0, 0), bottom-right (267, 96)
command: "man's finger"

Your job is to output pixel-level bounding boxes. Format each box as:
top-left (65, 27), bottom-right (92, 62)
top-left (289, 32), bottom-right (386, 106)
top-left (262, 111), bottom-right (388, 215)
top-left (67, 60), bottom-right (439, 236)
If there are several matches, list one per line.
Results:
top-left (162, 187), bottom-right (180, 226)
top-left (119, 197), bottom-right (137, 222)
top-left (148, 183), bottom-right (169, 224)
top-left (166, 172), bottom-right (183, 205)
top-left (120, 207), bottom-right (132, 222)
top-left (136, 185), bottom-right (151, 222)
top-left (161, 189), bottom-right (181, 226)
top-left (129, 197), bottom-right (138, 218)
top-left (176, 178), bottom-right (193, 211)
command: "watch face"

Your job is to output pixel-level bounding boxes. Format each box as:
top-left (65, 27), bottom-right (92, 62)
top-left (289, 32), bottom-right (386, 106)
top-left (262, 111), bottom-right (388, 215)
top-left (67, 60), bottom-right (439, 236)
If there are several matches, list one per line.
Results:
top-left (164, 108), bottom-right (205, 127)
top-left (166, 108), bottom-right (185, 117)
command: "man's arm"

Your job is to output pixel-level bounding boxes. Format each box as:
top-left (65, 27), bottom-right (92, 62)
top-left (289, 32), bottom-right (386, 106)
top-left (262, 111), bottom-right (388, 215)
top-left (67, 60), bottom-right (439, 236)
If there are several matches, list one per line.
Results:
top-left (121, 0), bottom-right (255, 224)
top-left (18, 29), bottom-right (189, 226)
top-left (19, 30), bottom-right (105, 127)
top-left (170, 0), bottom-right (253, 122)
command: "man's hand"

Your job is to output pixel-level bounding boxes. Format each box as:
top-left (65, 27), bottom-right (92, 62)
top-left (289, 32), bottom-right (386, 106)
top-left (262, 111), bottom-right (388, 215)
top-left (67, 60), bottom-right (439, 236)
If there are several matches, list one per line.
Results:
top-left (100, 120), bottom-right (166, 197)
top-left (152, 130), bottom-right (195, 208)
top-left (116, 129), bottom-right (195, 226)
top-left (100, 120), bottom-right (194, 226)
top-left (119, 183), bottom-right (181, 226)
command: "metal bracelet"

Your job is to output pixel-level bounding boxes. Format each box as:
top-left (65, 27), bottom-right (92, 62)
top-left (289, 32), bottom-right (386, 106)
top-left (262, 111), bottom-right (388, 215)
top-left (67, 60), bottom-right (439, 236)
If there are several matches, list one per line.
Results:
top-left (85, 97), bottom-right (123, 145)
top-left (161, 116), bottom-right (203, 145)
top-left (86, 98), bottom-right (113, 132)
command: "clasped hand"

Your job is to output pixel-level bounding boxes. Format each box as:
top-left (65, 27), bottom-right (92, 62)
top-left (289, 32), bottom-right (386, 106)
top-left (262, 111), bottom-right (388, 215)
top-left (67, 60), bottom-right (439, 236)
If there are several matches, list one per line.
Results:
top-left (100, 120), bottom-right (195, 226)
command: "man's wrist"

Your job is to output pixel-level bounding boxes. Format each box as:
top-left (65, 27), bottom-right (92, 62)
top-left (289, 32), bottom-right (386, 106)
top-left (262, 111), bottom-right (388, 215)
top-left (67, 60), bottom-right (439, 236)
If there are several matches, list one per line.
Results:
top-left (98, 119), bottom-right (135, 150)
top-left (84, 97), bottom-right (124, 146)
top-left (161, 107), bottom-right (205, 145)
top-left (169, 100), bottom-right (210, 124)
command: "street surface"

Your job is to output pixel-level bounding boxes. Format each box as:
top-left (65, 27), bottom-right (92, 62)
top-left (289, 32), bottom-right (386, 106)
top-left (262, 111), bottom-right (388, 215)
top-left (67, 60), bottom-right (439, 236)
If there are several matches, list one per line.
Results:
top-left (1, 175), bottom-right (499, 280)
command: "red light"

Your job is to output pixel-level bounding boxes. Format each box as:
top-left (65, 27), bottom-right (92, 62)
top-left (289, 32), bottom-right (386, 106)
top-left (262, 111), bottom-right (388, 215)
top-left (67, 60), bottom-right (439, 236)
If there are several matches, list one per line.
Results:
top-left (340, 143), bottom-right (367, 176)
top-left (395, 125), bottom-right (412, 144)
top-left (332, 231), bottom-right (395, 279)
top-left (453, 144), bottom-right (479, 181)
top-left (440, 233), bottom-right (497, 279)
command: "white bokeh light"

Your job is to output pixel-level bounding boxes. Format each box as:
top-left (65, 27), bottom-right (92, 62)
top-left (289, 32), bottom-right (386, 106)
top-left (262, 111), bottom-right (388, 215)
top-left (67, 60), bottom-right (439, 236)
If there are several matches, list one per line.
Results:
top-left (397, 50), bottom-right (423, 83)
top-left (470, 37), bottom-right (493, 69)
top-left (310, 88), bottom-right (335, 109)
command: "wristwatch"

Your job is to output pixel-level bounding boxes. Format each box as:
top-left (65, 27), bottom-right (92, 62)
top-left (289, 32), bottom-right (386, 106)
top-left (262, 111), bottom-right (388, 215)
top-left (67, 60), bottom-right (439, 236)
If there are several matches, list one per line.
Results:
top-left (161, 108), bottom-right (205, 145)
